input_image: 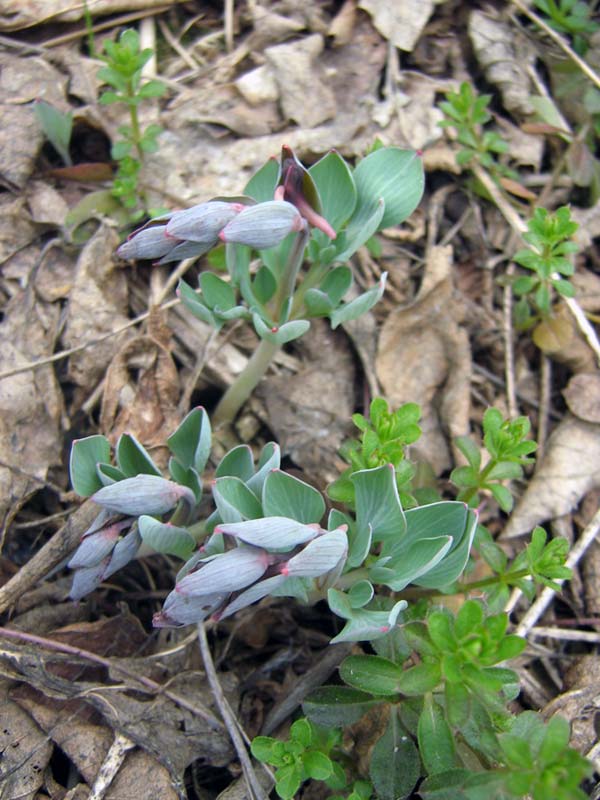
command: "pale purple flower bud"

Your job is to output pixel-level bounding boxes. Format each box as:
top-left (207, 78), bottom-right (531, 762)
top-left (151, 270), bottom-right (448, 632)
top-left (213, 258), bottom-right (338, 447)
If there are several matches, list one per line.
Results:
top-left (175, 546), bottom-right (272, 597)
top-left (217, 574), bottom-right (287, 620)
top-left (166, 201), bottom-right (245, 243)
top-left (69, 558), bottom-right (111, 601)
top-left (103, 527), bottom-right (142, 579)
top-left (280, 528), bottom-right (348, 578)
top-left (92, 475), bottom-right (195, 516)
top-left (68, 520), bottom-right (130, 569)
top-left (156, 239), bottom-right (216, 264)
top-left (153, 589), bottom-right (227, 627)
top-left (116, 225), bottom-right (175, 261)
top-left (215, 516), bottom-right (319, 551)
top-left (219, 200), bottom-right (304, 249)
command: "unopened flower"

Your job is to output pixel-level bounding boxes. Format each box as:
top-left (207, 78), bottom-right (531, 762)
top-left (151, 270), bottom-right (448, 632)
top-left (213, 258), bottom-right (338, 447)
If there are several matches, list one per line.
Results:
top-left (219, 200), bottom-right (304, 249)
top-left (166, 201), bottom-right (245, 242)
top-left (92, 475), bottom-right (195, 516)
top-left (68, 518), bottom-right (141, 600)
top-left (275, 145), bottom-right (336, 239)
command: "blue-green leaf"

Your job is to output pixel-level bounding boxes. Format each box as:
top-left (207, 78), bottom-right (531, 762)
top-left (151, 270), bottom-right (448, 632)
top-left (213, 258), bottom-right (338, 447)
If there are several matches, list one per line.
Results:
top-left (70, 435), bottom-right (111, 497)
top-left (167, 407), bottom-right (211, 473)
top-left (263, 470), bottom-right (325, 523)
top-left (138, 515), bottom-right (196, 559)
top-left (116, 433), bottom-right (162, 477)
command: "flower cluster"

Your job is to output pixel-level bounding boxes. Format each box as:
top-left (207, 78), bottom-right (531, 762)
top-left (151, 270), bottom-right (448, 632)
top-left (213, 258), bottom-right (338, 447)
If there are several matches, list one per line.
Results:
top-left (153, 518), bottom-right (348, 627)
top-left (117, 145), bottom-right (336, 263)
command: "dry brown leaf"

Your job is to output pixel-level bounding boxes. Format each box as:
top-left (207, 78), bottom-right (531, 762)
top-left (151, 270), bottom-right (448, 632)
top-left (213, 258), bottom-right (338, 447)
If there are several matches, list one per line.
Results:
top-left (375, 245), bottom-right (471, 474)
top-left (0, 195), bottom-right (37, 264)
top-left (261, 320), bottom-right (356, 487)
top-left (100, 311), bottom-right (180, 457)
top-left (328, 0), bottom-right (357, 46)
top-left (26, 181), bottom-right (69, 227)
top-left (563, 373), bottom-right (600, 423)
top-left (468, 8), bottom-right (535, 116)
top-left (0, 0), bottom-right (186, 30)
top-left (265, 34), bottom-right (336, 128)
top-left (0, 288), bottom-right (63, 536)
top-left (0, 681), bottom-right (53, 799)
top-left (501, 414), bottom-right (600, 538)
top-left (63, 223), bottom-right (130, 393)
top-left (358, 0), bottom-right (435, 51)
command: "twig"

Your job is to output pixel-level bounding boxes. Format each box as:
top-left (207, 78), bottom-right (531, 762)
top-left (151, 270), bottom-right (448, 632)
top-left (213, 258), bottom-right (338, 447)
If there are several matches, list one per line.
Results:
top-left (530, 626), bottom-right (600, 644)
top-left (41, 7), bottom-right (172, 48)
top-left (471, 163), bottom-right (600, 367)
top-left (537, 353), bottom-right (551, 458)
top-left (224, 0), bottom-right (235, 52)
top-left (0, 626), bottom-right (224, 731)
top-left (510, 0), bottom-right (600, 91)
top-left (514, 506), bottom-right (600, 636)
top-left (503, 262), bottom-right (518, 418)
top-left (89, 732), bottom-right (136, 800)
top-left (196, 623), bottom-right (270, 800)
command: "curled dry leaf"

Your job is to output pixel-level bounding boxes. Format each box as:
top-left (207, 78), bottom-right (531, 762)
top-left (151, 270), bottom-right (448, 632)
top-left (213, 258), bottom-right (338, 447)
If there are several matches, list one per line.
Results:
top-left (265, 34), bottom-right (337, 128)
top-left (501, 414), bottom-right (600, 538)
top-left (468, 9), bottom-right (535, 116)
top-left (376, 245), bottom-right (471, 474)
top-left (563, 373), bottom-right (600, 423)
top-left (261, 320), bottom-right (356, 486)
top-left (0, 0), bottom-right (186, 30)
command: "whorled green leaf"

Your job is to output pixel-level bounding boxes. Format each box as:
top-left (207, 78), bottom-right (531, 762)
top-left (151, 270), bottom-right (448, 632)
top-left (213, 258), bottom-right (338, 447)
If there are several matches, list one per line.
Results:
top-left (351, 465), bottom-right (406, 563)
top-left (309, 150), bottom-right (357, 230)
top-left (418, 695), bottom-right (457, 775)
top-left (253, 313), bottom-right (311, 345)
top-left (216, 444), bottom-right (254, 481)
top-left (369, 709), bottom-right (421, 800)
top-left (330, 273), bottom-right (387, 329)
top-left (353, 147), bottom-right (424, 230)
top-left (212, 476), bottom-right (263, 522)
top-left (339, 654), bottom-right (404, 696)
top-left (302, 685), bottom-right (379, 727)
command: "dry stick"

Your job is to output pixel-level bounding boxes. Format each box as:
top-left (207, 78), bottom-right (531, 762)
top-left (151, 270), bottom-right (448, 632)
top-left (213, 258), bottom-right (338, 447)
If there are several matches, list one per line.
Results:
top-left (537, 353), bottom-right (552, 459)
top-left (509, 0), bottom-right (600, 92)
top-left (41, 6), bottom-right (172, 48)
top-left (503, 262), bottom-right (518, 418)
top-left (196, 623), bottom-right (271, 800)
top-left (514, 506), bottom-right (600, 637)
top-left (0, 625), bottom-right (224, 731)
top-left (471, 163), bottom-right (600, 367)
top-left (89, 732), bottom-right (136, 800)
top-left (530, 626), bottom-right (600, 644)
top-left (224, 0), bottom-right (235, 53)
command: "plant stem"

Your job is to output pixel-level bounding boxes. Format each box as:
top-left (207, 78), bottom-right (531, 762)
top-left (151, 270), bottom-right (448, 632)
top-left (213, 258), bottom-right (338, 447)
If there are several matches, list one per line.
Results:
top-left (213, 227), bottom-right (310, 425)
top-left (212, 337), bottom-right (280, 426)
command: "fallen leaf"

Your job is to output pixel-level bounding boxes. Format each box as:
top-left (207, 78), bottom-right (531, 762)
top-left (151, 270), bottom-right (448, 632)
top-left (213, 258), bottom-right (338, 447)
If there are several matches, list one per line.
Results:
top-left (261, 320), bottom-right (356, 486)
top-left (100, 308), bottom-right (180, 458)
top-left (0, 287), bottom-right (63, 536)
top-left (0, 0), bottom-right (187, 30)
top-left (26, 180), bottom-right (69, 226)
top-left (468, 8), bottom-right (535, 116)
top-left (63, 223), bottom-right (131, 394)
top-left (358, 0), bottom-right (435, 51)
top-left (0, 681), bottom-right (52, 800)
top-left (563, 373), bottom-right (600, 423)
top-left (0, 195), bottom-right (37, 264)
top-left (265, 34), bottom-right (337, 128)
top-left (501, 414), bottom-right (600, 538)
top-left (376, 245), bottom-right (472, 474)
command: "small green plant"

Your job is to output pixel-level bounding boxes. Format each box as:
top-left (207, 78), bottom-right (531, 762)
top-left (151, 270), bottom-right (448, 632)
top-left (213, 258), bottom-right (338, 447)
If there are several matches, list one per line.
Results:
top-left (533, 0), bottom-right (599, 55)
top-left (438, 82), bottom-right (510, 174)
top-left (451, 407), bottom-right (537, 513)
top-left (98, 28), bottom-right (165, 215)
top-left (511, 205), bottom-right (578, 331)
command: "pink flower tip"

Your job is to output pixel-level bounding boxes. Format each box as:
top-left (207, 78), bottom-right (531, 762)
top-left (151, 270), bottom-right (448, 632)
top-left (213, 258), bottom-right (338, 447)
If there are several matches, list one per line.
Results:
top-left (416, 149), bottom-right (423, 157)
top-left (271, 326), bottom-right (279, 333)
top-left (280, 565), bottom-right (290, 576)
top-left (218, 230), bottom-right (227, 242)
top-left (379, 625), bottom-right (390, 633)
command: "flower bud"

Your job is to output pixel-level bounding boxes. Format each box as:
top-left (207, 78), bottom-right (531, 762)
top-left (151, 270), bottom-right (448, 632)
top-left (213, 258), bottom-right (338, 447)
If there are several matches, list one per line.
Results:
top-left (219, 200), bottom-right (304, 249)
top-left (92, 475), bottom-right (195, 516)
top-left (215, 516), bottom-right (319, 551)
top-left (176, 545), bottom-right (271, 597)
top-left (69, 558), bottom-right (111, 601)
top-left (166, 201), bottom-right (245, 243)
top-left (153, 588), bottom-right (227, 627)
top-left (276, 145), bottom-right (336, 239)
top-left (280, 528), bottom-right (347, 578)
top-left (116, 225), bottom-right (174, 261)
top-left (68, 520), bottom-right (130, 569)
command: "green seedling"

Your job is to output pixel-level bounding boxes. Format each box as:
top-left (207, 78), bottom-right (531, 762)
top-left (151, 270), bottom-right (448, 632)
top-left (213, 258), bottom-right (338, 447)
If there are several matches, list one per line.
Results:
top-left (98, 28), bottom-right (165, 215)
top-left (33, 100), bottom-right (73, 166)
top-left (451, 407), bottom-right (537, 513)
